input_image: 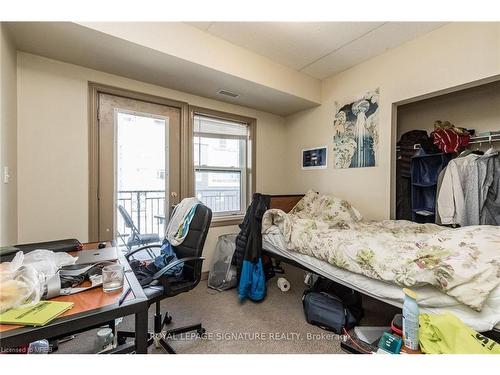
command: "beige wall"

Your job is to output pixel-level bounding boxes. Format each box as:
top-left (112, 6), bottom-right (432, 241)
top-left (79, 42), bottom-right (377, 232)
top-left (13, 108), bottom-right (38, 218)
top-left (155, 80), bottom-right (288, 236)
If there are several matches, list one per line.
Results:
top-left (0, 24), bottom-right (18, 246)
top-left (17, 52), bottom-right (287, 270)
top-left (397, 80), bottom-right (500, 138)
top-left (284, 22), bottom-right (500, 220)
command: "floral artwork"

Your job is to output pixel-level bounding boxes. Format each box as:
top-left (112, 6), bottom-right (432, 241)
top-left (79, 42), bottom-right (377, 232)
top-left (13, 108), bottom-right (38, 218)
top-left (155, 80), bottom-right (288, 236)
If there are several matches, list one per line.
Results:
top-left (333, 89), bottom-right (379, 168)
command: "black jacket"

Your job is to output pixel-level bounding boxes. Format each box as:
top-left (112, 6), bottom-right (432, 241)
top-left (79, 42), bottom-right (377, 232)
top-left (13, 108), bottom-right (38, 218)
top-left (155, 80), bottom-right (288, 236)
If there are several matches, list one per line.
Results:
top-left (232, 193), bottom-right (271, 280)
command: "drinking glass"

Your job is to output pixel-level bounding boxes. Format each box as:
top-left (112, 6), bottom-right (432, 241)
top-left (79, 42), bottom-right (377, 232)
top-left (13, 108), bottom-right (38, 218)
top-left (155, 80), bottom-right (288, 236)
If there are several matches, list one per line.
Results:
top-left (102, 264), bottom-right (124, 293)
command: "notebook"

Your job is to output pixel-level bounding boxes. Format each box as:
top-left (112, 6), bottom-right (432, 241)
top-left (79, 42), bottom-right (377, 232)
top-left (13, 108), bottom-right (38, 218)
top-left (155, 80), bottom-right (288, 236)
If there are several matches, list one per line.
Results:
top-left (0, 301), bottom-right (74, 326)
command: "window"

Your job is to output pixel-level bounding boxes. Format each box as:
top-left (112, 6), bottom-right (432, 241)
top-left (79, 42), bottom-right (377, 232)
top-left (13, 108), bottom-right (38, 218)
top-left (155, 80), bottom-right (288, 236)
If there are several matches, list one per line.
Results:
top-left (193, 113), bottom-right (253, 218)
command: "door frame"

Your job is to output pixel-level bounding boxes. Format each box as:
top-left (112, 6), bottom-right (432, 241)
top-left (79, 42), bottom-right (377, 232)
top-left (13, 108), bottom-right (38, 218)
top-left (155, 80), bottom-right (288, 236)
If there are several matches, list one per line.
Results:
top-left (88, 82), bottom-right (189, 242)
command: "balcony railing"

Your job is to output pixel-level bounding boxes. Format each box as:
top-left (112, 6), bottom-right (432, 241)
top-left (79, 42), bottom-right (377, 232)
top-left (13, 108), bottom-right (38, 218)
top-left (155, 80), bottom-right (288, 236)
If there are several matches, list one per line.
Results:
top-left (117, 190), bottom-right (166, 240)
top-left (116, 188), bottom-right (241, 241)
top-left (196, 189), bottom-right (241, 213)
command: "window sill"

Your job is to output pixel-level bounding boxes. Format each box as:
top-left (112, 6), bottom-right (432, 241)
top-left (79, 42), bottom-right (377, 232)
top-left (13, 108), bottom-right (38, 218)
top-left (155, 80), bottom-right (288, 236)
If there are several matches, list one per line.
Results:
top-left (210, 214), bottom-right (245, 227)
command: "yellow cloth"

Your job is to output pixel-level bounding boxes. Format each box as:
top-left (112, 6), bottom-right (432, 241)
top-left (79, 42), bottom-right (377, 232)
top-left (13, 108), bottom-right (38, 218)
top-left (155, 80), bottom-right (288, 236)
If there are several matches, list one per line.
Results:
top-left (419, 312), bottom-right (500, 354)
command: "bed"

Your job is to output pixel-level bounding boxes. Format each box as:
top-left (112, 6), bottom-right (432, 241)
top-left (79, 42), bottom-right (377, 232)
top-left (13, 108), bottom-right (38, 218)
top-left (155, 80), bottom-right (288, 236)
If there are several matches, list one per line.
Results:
top-left (261, 194), bottom-right (500, 334)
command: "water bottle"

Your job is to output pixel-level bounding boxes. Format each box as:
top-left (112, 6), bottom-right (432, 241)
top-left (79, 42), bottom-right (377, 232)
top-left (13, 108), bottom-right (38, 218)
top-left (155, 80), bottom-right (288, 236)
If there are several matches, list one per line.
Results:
top-left (402, 288), bottom-right (419, 351)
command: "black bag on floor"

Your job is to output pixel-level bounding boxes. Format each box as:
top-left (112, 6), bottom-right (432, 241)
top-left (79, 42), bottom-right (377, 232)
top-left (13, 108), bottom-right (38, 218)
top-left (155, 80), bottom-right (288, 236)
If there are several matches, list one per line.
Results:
top-left (302, 291), bottom-right (357, 334)
top-left (311, 277), bottom-right (364, 322)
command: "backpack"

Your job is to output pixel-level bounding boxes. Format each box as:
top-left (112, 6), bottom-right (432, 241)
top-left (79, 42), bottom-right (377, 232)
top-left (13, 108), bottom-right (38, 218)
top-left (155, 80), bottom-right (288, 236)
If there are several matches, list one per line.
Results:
top-left (302, 291), bottom-right (357, 334)
top-left (305, 277), bottom-right (364, 323)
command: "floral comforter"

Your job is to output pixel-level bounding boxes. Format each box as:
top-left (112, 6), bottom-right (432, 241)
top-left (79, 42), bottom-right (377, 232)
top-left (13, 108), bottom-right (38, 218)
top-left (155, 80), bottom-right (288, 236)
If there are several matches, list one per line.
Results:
top-left (262, 191), bottom-right (500, 311)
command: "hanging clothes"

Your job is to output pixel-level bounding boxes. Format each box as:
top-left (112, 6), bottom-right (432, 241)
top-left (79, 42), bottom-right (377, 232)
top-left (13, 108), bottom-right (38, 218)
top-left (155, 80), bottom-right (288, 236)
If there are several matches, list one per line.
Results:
top-left (436, 148), bottom-right (500, 227)
top-left (232, 193), bottom-right (270, 280)
top-left (235, 193), bottom-right (271, 302)
top-left (480, 153), bottom-right (500, 225)
top-left (437, 154), bottom-right (479, 226)
top-left (396, 159), bottom-right (412, 220)
top-left (463, 149), bottom-right (498, 226)
top-left (434, 168), bottom-right (447, 225)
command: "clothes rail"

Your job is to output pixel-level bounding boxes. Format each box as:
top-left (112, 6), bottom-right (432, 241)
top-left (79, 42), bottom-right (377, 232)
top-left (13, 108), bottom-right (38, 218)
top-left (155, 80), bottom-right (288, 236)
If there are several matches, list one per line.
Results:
top-left (396, 131), bottom-right (500, 151)
top-left (469, 132), bottom-right (500, 145)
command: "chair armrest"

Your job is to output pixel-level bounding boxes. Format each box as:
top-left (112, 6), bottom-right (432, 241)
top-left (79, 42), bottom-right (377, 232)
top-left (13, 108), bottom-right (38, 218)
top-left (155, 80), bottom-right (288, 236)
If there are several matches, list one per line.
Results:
top-left (152, 256), bottom-right (205, 280)
top-left (125, 244), bottom-right (162, 260)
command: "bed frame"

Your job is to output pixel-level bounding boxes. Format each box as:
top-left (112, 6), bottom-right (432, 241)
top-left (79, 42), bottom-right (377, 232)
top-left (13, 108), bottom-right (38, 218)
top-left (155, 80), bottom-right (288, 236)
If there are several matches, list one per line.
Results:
top-left (263, 194), bottom-right (500, 339)
top-left (269, 194), bottom-right (304, 213)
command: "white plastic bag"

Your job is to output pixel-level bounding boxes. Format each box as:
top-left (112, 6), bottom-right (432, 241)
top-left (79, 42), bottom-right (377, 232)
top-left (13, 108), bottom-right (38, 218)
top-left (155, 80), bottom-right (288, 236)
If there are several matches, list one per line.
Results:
top-left (208, 233), bottom-right (238, 291)
top-left (0, 252), bottom-right (43, 313)
top-left (22, 249), bottom-right (76, 280)
top-left (0, 250), bottom-right (77, 313)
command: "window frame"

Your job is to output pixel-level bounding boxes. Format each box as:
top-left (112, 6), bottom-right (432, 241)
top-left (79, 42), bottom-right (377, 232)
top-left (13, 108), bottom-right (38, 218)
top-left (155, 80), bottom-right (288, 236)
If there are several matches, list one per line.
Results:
top-left (194, 129), bottom-right (247, 217)
top-left (189, 106), bottom-right (256, 227)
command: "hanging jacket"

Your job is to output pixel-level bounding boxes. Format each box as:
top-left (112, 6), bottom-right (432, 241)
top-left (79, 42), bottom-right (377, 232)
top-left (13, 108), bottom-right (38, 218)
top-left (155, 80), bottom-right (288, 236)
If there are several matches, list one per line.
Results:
top-left (434, 168), bottom-right (447, 224)
top-left (481, 154), bottom-right (500, 225)
top-left (437, 154), bottom-right (479, 226)
top-left (235, 193), bottom-right (271, 302)
top-left (232, 193), bottom-right (270, 278)
top-left (463, 150), bottom-right (498, 226)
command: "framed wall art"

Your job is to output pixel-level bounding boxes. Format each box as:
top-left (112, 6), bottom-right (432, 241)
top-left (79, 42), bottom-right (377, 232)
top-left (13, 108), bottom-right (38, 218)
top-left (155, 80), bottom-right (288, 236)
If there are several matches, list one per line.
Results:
top-left (302, 146), bottom-right (328, 169)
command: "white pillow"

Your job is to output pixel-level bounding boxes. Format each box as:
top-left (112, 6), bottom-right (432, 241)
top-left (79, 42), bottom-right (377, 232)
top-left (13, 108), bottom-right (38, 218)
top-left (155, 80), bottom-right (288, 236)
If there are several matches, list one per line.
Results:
top-left (291, 190), bottom-right (363, 222)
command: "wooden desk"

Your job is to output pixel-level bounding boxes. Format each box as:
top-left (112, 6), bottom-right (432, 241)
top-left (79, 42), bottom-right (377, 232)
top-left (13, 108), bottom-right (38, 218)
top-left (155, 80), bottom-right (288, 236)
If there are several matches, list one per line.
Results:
top-left (0, 243), bottom-right (149, 353)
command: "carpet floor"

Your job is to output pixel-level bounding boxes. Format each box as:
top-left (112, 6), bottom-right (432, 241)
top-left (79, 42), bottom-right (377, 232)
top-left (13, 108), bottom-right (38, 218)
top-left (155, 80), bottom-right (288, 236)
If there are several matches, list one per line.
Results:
top-left (56, 264), bottom-right (400, 354)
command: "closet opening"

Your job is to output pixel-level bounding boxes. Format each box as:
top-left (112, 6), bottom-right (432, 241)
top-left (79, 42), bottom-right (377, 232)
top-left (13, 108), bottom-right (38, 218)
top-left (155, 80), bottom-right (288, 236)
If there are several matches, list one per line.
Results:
top-left (391, 76), bottom-right (500, 224)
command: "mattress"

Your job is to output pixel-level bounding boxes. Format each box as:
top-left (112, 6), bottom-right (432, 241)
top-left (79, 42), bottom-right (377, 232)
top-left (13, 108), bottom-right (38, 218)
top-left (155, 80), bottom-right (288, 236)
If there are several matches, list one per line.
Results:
top-left (262, 225), bottom-right (500, 332)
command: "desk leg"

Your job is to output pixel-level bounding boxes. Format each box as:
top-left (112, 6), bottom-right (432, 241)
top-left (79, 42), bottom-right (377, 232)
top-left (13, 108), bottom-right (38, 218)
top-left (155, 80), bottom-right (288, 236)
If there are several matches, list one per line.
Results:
top-left (135, 309), bottom-right (148, 354)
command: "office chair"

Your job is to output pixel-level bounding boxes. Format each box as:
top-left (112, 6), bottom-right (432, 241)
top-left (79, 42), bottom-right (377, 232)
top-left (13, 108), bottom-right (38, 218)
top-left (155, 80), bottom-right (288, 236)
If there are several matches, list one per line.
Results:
top-left (117, 205), bottom-right (161, 251)
top-left (117, 204), bottom-right (212, 354)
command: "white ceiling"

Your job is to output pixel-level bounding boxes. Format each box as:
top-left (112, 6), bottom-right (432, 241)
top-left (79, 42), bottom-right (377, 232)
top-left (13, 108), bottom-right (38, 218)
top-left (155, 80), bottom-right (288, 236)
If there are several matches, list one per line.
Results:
top-left (187, 22), bottom-right (446, 79)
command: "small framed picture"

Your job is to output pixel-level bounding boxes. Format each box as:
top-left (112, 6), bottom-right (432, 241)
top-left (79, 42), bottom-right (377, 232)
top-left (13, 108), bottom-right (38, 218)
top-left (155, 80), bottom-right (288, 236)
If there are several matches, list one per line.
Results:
top-left (302, 146), bottom-right (328, 169)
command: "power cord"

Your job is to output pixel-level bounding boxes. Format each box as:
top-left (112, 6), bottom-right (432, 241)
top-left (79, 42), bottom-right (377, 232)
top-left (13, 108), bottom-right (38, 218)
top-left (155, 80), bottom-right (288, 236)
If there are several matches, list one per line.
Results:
top-left (59, 273), bottom-right (86, 289)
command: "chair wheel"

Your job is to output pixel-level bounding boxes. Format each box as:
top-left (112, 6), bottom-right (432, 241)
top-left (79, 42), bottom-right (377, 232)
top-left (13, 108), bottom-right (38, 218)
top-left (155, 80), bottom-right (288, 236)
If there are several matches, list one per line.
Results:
top-left (197, 328), bottom-right (206, 337)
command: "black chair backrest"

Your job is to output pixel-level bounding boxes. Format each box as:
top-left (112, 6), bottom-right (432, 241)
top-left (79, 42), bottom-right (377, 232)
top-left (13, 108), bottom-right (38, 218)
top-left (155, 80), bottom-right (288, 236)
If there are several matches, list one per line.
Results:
top-left (173, 204), bottom-right (212, 283)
